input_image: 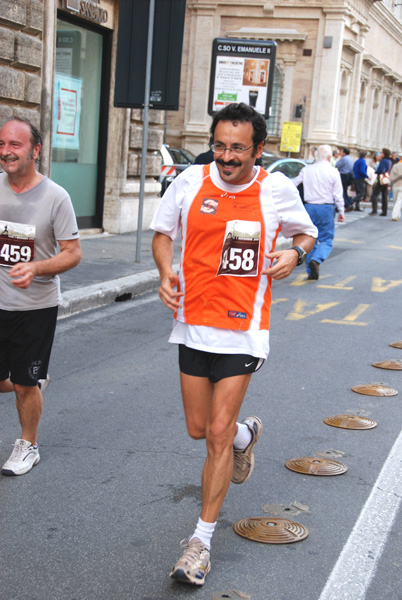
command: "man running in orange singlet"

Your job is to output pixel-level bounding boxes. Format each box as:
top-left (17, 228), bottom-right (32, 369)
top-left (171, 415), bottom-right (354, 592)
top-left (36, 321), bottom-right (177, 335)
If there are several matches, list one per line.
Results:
top-left (151, 103), bottom-right (317, 586)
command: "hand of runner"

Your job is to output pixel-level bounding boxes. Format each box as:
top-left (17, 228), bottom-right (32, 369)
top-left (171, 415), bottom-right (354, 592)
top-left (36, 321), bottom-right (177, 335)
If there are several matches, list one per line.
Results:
top-left (9, 262), bottom-right (36, 288)
top-left (159, 272), bottom-right (184, 311)
top-left (262, 249), bottom-right (298, 280)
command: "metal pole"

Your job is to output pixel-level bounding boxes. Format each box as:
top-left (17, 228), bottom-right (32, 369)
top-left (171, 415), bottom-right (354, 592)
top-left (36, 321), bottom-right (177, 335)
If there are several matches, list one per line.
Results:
top-left (136, 0), bottom-right (156, 263)
top-left (163, 110), bottom-right (168, 144)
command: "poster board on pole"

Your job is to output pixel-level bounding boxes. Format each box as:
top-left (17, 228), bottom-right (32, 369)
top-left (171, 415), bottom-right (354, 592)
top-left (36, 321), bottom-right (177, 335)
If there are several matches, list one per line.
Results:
top-left (208, 38), bottom-right (277, 118)
top-left (280, 122), bottom-right (303, 153)
top-left (114, 0), bottom-right (186, 110)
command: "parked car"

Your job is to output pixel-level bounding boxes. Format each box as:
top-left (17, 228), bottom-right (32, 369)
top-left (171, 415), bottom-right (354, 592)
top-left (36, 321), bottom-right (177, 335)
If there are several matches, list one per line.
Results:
top-left (261, 150), bottom-right (279, 162)
top-left (158, 144), bottom-right (196, 194)
top-left (261, 156), bottom-right (306, 180)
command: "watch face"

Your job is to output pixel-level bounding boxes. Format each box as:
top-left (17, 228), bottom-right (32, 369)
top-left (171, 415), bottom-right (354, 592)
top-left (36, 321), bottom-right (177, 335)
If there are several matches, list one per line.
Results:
top-left (293, 246), bottom-right (306, 265)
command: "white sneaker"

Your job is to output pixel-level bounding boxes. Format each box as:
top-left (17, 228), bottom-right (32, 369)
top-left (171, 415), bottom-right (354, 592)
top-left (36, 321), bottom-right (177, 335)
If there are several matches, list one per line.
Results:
top-left (232, 416), bottom-right (263, 484)
top-left (38, 374), bottom-right (50, 394)
top-left (170, 538), bottom-right (211, 586)
top-left (2, 439), bottom-right (40, 476)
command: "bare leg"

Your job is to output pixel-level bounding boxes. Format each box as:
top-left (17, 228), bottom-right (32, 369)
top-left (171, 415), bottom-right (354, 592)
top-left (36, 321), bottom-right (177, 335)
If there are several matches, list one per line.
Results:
top-left (180, 372), bottom-right (213, 439)
top-left (14, 384), bottom-right (43, 445)
top-left (181, 372), bottom-right (252, 523)
top-left (0, 378), bottom-right (14, 393)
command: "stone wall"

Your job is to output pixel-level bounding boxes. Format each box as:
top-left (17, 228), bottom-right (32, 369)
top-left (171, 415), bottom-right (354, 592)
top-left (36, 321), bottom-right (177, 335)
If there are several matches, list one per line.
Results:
top-left (102, 107), bottom-right (163, 234)
top-left (127, 109), bottom-right (164, 179)
top-left (0, 0), bottom-right (43, 129)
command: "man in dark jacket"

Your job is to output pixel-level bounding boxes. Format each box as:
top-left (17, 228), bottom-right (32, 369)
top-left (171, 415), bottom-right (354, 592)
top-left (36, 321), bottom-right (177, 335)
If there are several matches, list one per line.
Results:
top-left (369, 148), bottom-right (393, 217)
top-left (353, 151), bottom-right (368, 212)
top-left (336, 148), bottom-right (354, 211)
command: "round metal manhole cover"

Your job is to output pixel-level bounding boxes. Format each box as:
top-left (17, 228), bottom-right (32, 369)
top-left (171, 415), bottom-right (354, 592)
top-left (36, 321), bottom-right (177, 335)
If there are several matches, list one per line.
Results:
top-left (352, 384), bottom-right (398, 397)
top-left (372, 360), bottom-right (402, 370)
top-left (285, 456), bottom-right (348, 476)
top-left (324, 414), bottom-right (377, 429)
top-left (233, 517), bottom-right (308, 544)
top-left (390, 341), bottom-right (402, 349)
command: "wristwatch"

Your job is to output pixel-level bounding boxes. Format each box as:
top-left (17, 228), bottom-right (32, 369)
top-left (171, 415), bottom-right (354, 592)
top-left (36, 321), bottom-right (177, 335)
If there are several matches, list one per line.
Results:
top-left (290, 246), bottom-right (307, 266)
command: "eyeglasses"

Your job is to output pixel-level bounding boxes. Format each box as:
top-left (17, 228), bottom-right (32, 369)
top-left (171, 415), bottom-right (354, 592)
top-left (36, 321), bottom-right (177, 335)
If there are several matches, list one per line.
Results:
top-left (209, 143), bottom-right (257, 155)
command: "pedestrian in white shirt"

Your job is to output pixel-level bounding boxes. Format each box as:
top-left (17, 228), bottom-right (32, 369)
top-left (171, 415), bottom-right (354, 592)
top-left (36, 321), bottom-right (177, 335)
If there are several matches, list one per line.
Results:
top-left (293, 144), bottom-right (344, 280)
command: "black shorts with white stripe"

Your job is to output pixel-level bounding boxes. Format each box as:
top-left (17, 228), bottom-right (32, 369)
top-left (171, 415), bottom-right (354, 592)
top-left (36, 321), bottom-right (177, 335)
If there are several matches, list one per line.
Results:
top-left (178, 344), bottom-right (265, 383)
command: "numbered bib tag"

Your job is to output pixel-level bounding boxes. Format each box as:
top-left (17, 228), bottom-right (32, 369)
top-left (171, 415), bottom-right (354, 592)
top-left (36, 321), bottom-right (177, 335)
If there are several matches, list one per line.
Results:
top-left (217, 220), bottom-right (260, 277)
top-left (0, 220), bottom-right (35, 267)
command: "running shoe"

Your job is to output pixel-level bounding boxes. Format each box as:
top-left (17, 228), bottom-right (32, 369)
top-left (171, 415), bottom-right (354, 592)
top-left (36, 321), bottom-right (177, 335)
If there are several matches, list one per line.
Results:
top-left (38, 374), bottom-right (50, 394)
top-left (232, 416), bottom-right (263, 484)
top-left (308, 260), bottom-right (320, 280)
top-left (2, 438), bottom-right (40, 476)
top-left (170, 537), bottom-right (211, 586)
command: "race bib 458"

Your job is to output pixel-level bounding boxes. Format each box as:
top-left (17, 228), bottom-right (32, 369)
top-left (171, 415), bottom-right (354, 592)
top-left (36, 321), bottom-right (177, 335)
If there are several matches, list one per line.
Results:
top-left (217, 220), bottom-right (260, 277)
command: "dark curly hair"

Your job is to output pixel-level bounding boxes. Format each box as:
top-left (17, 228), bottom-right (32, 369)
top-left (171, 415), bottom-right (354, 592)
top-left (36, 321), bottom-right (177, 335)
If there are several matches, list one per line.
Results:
top-left (210, 103), bottom-right (267, 148)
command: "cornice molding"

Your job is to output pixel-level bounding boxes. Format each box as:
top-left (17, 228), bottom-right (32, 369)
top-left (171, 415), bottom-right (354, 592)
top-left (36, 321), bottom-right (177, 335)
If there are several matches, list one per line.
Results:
top-left (343, 39), bottom-right (364, 53)
top-left (224, 27), bottom-right (307, 42)
top-left (362, 53), bottom-right (379, 66)
top-left (187, 2), bottom-right (217, 14)
top-left (372, 63), bottom-right (392, 75)
top-left (370, 0), bottom-right (402, 41)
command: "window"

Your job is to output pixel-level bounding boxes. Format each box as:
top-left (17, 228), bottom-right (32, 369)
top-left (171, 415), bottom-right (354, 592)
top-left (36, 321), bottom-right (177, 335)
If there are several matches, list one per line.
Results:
top-left (266, 66), bottom-right (283, 137)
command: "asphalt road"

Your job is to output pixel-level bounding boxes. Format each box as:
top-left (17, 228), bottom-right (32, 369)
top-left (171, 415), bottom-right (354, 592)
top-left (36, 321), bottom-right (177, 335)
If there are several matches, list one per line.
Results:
top-left (1, 214), bottom-right (402, 600)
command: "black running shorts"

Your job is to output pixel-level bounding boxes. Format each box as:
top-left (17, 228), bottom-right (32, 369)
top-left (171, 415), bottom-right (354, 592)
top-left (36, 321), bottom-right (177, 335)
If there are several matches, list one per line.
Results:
top-left (0, 306), bottom-right (58, 386)
top-left (178, 344), bottom-right (265, 383)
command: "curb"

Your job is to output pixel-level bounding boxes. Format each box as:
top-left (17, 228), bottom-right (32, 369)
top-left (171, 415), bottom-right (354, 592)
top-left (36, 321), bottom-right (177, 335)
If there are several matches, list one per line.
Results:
top-left (59, 264), bottom-right (178, 319)
top-left (59, 236), bottom-right (293, 319)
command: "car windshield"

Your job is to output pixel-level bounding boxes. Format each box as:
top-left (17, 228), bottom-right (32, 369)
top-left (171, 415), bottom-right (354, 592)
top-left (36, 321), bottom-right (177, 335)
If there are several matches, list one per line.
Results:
top-left (261, 155), bottom-right (279, 170)
top-left (180, 149), bottom-right (196, 163)
top-left (169, 148), bottom-right (195, 165)
top-left (271, 161), bottom-right (305, 178)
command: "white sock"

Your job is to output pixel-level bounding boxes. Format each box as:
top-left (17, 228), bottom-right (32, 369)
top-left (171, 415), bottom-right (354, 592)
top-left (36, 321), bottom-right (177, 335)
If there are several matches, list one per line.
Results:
top-left (190, 517), bottom-right (216, 550)
top-left (233, 422), bottom-right (251, 450)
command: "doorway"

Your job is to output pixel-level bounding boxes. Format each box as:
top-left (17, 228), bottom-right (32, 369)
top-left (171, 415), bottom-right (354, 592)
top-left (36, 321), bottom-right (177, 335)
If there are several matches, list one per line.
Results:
top-left (51, 14), bottom-right (110, 229)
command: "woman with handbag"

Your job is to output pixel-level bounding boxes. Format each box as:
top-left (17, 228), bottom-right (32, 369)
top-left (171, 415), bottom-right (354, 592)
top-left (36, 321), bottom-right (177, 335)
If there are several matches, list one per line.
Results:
top-left (369, 148), bottom-right (393, 216)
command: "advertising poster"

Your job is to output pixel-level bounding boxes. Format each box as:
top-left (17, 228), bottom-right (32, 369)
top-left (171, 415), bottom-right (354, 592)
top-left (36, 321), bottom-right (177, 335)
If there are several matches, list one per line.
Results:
top-left (52, 74), bottom-right (82, 150)
top-left (280, 121), bottom-right (303, 153)
top-left (208, 39), bottom-right (276, 118)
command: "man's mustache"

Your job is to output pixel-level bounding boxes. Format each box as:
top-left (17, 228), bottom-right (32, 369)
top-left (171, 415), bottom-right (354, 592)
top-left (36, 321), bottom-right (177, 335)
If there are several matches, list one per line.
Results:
top-left (216, 158), bottom-right (241, 168)
top-left (0, 154), bottom-right (17, 160)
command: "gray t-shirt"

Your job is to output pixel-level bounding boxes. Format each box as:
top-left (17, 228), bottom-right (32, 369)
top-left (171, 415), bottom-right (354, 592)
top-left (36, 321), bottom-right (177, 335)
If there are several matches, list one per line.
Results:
top-left (0, 173), bottom-right (79, 311)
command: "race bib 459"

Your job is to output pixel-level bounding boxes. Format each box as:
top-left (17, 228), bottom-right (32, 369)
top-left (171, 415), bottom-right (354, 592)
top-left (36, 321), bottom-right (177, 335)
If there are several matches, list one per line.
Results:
top-left (0, 220), bottom-right (35, 267)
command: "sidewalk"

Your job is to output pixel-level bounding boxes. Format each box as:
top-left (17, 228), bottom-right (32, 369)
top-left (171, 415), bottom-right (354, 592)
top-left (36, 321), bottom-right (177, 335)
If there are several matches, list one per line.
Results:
top-left (59, 229), bottom-right (168, 318)
top-left (59, 208), bottom-right (368, 318)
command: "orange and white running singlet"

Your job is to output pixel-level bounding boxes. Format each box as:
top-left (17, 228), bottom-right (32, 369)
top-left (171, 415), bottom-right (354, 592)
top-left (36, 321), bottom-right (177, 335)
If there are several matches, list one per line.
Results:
top-left (179, 165), bottom-right (274, 331)
top-left (151, 162), bottom-right (317, 357)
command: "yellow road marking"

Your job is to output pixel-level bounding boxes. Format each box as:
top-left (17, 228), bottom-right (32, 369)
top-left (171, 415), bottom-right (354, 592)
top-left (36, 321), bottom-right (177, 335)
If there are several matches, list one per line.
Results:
top-left (286, 300), bottom-right (339, 321)
top-left (318, 276), bottom-right (356, 290)
top-left (371, 278), bottom-right (402, 292)
top-left (321, 304), bottom-right (369, 326)
top-left (291, 273), bottom-right (332, 286)
top-left (336, 238), bottom-right (365, 244)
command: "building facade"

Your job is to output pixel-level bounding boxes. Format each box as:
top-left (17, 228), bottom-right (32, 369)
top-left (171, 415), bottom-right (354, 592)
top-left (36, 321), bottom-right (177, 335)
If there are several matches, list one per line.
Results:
top-left (1, 0), bottom-right (401, 234)
top-left (168, 0), bottom-right (402, 160)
